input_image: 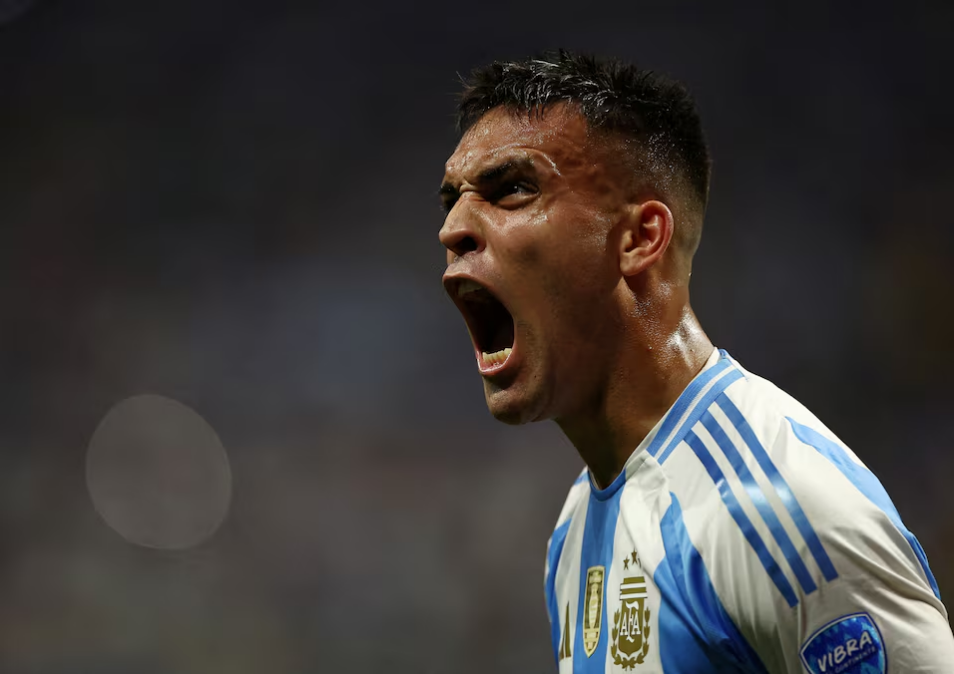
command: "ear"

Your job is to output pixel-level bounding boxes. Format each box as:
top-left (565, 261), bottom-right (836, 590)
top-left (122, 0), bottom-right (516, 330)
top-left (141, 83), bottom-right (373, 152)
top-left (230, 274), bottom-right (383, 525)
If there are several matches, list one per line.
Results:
top-left (617, 200), bottom-right (674, 277)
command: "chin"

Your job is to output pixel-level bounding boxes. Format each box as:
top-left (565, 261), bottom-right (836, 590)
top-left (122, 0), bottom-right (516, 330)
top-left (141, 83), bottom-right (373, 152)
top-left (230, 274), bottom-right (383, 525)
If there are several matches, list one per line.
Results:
top-left (483, 381), bottom-right (549, 425)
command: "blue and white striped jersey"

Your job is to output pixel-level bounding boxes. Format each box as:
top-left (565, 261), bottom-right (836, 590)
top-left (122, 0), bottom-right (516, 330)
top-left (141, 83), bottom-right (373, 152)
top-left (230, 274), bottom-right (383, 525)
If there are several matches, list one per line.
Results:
top-left (545, 348), bottom-right (953, 673)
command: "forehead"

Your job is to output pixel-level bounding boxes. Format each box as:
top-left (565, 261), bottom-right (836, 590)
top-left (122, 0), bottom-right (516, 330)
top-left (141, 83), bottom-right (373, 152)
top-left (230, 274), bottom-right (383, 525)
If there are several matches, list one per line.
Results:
top-left (444, 104), bottom-right (594, 180)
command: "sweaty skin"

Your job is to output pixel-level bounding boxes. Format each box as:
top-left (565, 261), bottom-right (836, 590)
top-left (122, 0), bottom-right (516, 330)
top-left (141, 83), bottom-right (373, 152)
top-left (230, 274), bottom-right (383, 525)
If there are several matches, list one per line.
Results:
top-left (440, 104), bottom-right (713, 488)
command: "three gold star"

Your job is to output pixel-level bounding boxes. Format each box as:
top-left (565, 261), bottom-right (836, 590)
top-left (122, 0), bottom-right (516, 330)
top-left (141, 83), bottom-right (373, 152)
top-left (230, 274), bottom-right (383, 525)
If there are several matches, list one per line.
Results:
top-left (622, 549), bottom-right (640, 570)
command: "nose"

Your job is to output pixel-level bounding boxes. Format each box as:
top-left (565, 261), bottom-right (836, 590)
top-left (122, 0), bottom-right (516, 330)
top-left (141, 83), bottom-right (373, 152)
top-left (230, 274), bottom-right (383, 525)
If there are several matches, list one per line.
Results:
top-left (439, 201), bottom-right (484, 262)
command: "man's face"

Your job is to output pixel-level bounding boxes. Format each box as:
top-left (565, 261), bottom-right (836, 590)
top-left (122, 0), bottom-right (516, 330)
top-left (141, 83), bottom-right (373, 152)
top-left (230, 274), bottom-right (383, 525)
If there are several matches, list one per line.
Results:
top-left (440, 105), bottom-right (628, 424)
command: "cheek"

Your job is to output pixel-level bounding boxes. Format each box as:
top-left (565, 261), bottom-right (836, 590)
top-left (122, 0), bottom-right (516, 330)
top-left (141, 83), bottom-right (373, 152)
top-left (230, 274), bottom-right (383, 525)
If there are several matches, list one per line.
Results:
top-left (489, 221), bottom-right (547, 287)
top-left (547, 244), bottom-right (617, 340)
top-left (498, 202), bottom-right (607, 269)
top-left (495, 206), bottom-right (614, 329)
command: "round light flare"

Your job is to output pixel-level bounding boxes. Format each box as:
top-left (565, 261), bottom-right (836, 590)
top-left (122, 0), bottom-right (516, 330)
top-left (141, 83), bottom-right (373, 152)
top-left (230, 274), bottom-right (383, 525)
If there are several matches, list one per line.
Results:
top-left (86, 394), bottom-right (232, 550)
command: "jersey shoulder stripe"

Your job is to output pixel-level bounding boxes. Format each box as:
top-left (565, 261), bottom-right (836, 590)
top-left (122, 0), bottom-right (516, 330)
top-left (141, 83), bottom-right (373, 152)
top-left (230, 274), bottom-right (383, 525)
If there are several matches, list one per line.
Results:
top-left (722, 360), bottom-right (940, 601)
top-left (699, 407), bottom-right (817, 596)
top-left (657, 351), bottom-right (841, 609)
top-left (683, 427), bottom-right (800, 607)
top-left (786, 416), bottom-right (941, 600)
top-left (653, 361), bottom-right (743, 465)
top-left (714, 394), bottom-right (839, 583)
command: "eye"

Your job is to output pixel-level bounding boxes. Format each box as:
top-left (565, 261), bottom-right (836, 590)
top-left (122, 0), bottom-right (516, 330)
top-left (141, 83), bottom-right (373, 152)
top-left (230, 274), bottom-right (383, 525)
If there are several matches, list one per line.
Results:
top-left (493, 181), bottom-right (537, 206)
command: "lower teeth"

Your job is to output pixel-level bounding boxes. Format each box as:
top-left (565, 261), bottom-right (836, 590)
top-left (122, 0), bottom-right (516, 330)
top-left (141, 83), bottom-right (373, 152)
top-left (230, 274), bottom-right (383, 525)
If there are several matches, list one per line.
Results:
top-left (482, 347), bottom-right (512, 365)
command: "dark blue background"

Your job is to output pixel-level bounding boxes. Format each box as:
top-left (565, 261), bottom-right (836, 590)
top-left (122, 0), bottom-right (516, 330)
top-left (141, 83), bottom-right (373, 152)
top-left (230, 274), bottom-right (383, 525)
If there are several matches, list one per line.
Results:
top-left (1, 0), bottom-right (951, 671)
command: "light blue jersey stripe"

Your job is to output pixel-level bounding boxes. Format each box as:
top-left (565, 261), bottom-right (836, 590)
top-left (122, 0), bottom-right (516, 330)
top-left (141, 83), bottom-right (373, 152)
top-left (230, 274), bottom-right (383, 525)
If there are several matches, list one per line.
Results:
top-left (657, 368), bottom-right (745, 465)
top-left (573, 490), bottom-right (623, 671)
top-left (647, 357), bottom-right (731, 459)
top-left (658, 493), bottom-right (769, 674)
top-left (717, 396), bottom-right (839, 583)
top-left (787, 417), bottom-right (941, 600)
top-left (685, 430), bottom-right (799, 607)
top-left (700, 410), bottom-right (817, 595)
top-left (545, 519), bottom-right (572, 664)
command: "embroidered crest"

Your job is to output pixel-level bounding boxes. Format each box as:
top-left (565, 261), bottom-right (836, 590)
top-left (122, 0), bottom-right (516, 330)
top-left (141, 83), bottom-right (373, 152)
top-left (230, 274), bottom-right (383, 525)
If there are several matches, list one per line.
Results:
top-left (799, 612), bottom-right (885, 674)
top-left (611, 549), bottom-right (651, 669)
top-left (582, 566), bottom-right (605, 657)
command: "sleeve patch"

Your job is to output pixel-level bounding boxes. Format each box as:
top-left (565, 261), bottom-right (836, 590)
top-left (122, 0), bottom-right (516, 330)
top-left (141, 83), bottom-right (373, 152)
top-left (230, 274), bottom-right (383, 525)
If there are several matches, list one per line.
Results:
top-left (799, 612), bottom-right (885, 674)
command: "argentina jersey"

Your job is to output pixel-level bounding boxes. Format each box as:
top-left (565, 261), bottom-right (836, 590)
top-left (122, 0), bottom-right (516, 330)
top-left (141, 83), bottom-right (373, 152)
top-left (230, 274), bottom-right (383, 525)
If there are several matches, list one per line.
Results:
top-left (544, 348), bottom-right (954, 673)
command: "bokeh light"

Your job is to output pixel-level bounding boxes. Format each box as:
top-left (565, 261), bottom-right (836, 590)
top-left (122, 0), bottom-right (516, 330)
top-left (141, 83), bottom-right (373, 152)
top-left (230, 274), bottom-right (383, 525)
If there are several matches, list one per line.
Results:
top-left (86, 394), bottom-right (232, 550)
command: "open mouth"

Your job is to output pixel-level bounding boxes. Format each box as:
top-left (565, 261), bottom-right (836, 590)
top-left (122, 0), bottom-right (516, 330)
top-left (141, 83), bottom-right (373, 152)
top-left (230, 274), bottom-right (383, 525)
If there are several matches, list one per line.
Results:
top-left (449, 279), bottom-right (516, 372)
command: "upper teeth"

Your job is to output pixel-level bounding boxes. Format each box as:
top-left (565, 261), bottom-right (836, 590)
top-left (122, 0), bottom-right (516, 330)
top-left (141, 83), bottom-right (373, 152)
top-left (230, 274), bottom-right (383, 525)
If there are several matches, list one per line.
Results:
top-left (457, 279), bottom-right (483, 298)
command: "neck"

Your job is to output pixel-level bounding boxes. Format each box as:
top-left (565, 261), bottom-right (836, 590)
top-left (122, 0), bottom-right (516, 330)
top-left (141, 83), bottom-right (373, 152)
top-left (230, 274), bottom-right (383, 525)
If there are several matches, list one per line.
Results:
top-left (555, 295), bottom-right (713, 490)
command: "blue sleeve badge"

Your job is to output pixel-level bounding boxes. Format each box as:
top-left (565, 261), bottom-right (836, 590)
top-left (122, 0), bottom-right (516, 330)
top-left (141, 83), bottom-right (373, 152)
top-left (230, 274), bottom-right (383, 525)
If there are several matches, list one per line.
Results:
top-left (799, 613), bottom-right (886, 674)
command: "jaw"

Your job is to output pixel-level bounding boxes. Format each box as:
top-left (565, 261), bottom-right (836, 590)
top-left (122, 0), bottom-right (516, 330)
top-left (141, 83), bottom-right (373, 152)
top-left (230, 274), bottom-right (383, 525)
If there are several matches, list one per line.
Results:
top-left (483, 380), bottom-right (543, 425)
top-left (480, 344), bottom-right (554, 425)
top-left (485, 330), bottom-right (611, 427)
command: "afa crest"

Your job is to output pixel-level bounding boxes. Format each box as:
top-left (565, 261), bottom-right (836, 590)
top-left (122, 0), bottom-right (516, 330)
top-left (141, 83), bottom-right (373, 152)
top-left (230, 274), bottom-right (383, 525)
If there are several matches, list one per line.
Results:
top-left (610, 549), bottom-right (651, 669)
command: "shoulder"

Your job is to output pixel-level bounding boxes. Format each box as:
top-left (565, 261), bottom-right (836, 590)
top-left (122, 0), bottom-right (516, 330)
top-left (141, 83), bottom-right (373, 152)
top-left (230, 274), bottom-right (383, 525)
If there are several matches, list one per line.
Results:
top-left (713, 357), bottom-right (881, 514)
top-left (655, 352), bottom-right (941, 602)
top-left (714, 362), bottom-right (921, 570)
top-left (722, 364), bottom-right (920, 561)
top-left (707, 359), bottom-right (954, 670)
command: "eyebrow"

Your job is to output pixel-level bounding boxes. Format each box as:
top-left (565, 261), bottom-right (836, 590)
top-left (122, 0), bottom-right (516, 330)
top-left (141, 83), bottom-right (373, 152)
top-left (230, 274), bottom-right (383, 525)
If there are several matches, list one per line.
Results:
top-left (439, 158), bottom-right (535, 209)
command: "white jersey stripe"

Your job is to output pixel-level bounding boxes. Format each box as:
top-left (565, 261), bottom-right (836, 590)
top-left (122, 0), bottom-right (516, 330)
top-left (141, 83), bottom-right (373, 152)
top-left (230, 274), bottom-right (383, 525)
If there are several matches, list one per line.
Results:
top-left (646, 355), bottom-right (732, 461)
top-left (656, 367), bottom-right (744, 464)
top-left (699, 408), bottom-right (819, 595)
top-left (684, 428), bottom-right (799, 607)
top-left (716, 394), bottom-right (839, 582)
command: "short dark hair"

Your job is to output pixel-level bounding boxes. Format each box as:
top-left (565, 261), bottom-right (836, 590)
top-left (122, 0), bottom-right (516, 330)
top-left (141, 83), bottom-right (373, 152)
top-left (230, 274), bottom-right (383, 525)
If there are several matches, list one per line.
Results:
top-left (456, 50), bottom-right (711, 215)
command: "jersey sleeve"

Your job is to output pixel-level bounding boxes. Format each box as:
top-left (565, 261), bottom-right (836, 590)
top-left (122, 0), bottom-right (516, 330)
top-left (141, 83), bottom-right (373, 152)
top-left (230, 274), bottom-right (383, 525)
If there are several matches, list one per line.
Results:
top-left (786, 510), bottom-right (954, 674)
top-left (735, 419), bottom-right (954, 674)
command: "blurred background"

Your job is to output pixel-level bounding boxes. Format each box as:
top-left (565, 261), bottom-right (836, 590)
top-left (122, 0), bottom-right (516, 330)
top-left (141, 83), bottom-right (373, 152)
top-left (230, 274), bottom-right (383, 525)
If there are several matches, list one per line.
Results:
top-left (1, 0), bottom-right (952, 671)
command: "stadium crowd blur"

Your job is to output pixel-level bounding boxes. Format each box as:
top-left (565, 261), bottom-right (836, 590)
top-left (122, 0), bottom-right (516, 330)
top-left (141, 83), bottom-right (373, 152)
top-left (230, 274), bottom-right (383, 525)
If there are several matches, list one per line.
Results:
top-left (2, 0), bottom-right (952, 672)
